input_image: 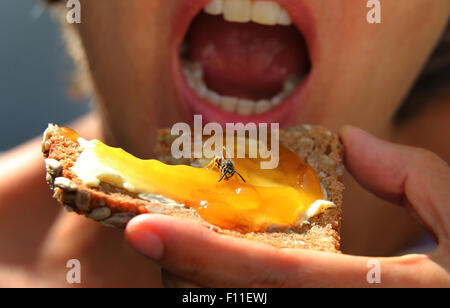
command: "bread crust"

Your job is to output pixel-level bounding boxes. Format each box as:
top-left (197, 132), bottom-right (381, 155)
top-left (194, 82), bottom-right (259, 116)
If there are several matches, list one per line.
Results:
top-left (42, 124), bottom-right (344, 252)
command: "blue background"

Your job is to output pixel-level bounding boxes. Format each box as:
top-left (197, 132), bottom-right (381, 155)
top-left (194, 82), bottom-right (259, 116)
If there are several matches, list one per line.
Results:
top-left (0, 0), bottom-right (90, 151)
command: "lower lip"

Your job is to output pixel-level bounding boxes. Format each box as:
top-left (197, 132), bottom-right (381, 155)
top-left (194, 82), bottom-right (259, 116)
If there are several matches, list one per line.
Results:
top-left (170, 0), bottom-right (317, 126)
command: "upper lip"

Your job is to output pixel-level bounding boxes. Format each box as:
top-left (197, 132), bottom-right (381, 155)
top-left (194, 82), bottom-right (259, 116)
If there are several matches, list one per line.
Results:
top-left (170, 0), bottom-right (318, 126)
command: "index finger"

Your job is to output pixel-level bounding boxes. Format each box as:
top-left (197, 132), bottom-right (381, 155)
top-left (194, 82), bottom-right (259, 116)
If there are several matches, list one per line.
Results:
top-left (339, 125), bottom-right (450, 241)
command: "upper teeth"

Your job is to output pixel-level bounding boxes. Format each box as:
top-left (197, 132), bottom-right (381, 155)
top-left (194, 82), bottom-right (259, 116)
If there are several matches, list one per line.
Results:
top-left (183, 61), bottom-right (301, 115)
top-left (204, 0), bottom-right (292, 26)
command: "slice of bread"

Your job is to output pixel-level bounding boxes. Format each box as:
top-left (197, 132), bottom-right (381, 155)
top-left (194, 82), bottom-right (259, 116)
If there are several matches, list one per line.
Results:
top-left (42, 124), bottom-right (344, 252)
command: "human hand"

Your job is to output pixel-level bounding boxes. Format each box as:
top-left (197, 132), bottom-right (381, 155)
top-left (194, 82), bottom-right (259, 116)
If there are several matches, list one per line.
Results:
top-left (125, 126), bottom-right (450, 287)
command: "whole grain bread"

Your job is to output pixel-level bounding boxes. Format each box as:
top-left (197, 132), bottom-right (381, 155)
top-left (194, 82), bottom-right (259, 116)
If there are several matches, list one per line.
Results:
top-left (42, 124), bottom-right (344, 252)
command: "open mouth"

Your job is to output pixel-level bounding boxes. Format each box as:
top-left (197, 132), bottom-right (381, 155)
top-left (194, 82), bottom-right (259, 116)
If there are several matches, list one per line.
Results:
top-left (172, 0), bottom-right (315, 125)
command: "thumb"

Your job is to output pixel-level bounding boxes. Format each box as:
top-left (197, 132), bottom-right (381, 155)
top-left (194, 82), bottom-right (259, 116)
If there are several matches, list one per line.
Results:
top-left (125, 214), bottom-right (448, 287)
top-left (339, 125), bottom-right (450, 242)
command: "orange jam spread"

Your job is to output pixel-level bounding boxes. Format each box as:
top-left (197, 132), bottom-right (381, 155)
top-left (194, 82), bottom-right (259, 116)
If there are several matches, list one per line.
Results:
top-left (61, 126), bottom-right (80, 142)
top-left (65, 127), bottom-right (325, 233)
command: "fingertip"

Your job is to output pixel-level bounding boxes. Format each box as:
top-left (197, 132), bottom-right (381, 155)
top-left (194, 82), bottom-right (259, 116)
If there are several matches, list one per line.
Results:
top-left (125, 213), bottom-right (156, 240)
top-left (125, 214), bottom-right (165, 261)
top-left (337, 125), bottom-right (408, 201)
top-left (339, 125), bottom-right (369, 168)
top-left (339, 125), bottom-right (375, 147)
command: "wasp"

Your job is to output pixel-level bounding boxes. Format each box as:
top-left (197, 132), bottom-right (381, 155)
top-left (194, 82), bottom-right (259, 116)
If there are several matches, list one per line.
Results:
top-left (207, 152), bottom-right (246, 183)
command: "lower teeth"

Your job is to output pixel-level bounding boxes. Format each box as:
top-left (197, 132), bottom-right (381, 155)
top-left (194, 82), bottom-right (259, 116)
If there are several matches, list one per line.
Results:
top-left (182, 60), bottom-right (302, 115)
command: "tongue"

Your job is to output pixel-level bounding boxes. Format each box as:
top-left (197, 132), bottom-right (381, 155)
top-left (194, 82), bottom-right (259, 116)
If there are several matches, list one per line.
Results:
top-left (186, 13), bottom-right (309, 100)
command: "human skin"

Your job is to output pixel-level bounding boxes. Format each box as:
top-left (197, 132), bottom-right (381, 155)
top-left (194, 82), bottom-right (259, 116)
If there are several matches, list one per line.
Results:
top-left (0, 0), bottom-right (449, 287)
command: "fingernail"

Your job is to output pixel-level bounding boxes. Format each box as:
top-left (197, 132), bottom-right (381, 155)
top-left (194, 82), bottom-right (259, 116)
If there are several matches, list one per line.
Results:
top-left (127, 229), bottom-right (164, 261)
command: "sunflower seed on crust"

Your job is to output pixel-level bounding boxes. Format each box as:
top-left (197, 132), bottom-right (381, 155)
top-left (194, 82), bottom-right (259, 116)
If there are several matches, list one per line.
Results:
top-left (100, 212), bottom-right (137, 229)
top-left (54, 177), bottom-right (77, 192)
top-left (42, 139), bottom-right (52, 153)
top-left (52, 187), bottom-right (63, 201)
top-left (41, 124), bottom-right (55, 153)
top-left (46, 173), bottom-right (54, 186)
top-left (75, 190), bottom-right (91, 212)
top-left (62, 191), bottom-right (76, 207)
top-left (87, 207), bottom-right (111, 221)
top-left (45, 159), bottom-right (62, 176)
top-left (42, 124), bottom-right (54, 142)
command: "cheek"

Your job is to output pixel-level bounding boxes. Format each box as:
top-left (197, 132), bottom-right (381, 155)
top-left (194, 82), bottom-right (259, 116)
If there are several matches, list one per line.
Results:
top-left (308, 0), bottom-right (448, 130)
top-left (74, 0), bottom-right (184, 154)
top-left (76, 0), bottom-right (176, 107)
